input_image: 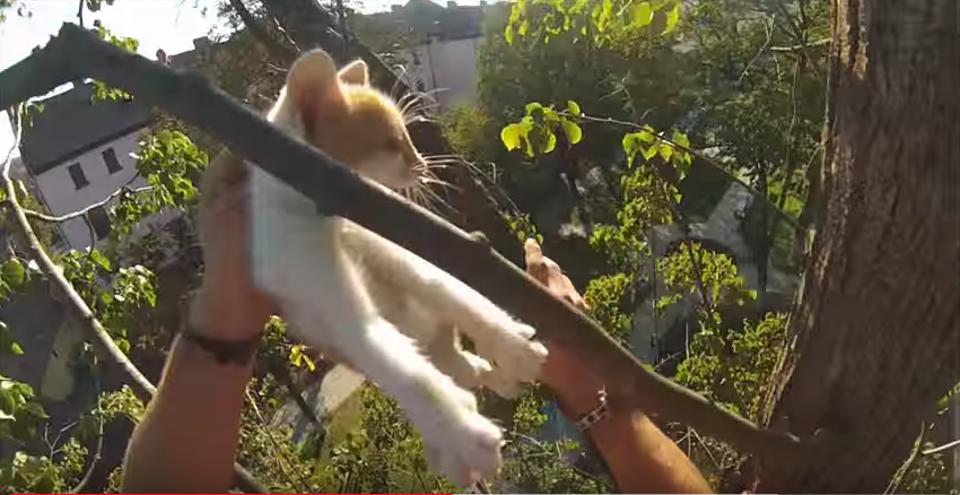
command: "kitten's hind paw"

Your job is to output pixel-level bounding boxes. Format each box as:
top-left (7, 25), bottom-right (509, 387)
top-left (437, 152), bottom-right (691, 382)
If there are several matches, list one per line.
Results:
top-left (423, 405), bottom-right (503, 487)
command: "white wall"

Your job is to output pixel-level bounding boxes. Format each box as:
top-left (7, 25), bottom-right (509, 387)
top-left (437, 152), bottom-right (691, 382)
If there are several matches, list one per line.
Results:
top-left (30, 128), bottom-right (174, 251)
top-left (404, 36), bottom-right (482, 110)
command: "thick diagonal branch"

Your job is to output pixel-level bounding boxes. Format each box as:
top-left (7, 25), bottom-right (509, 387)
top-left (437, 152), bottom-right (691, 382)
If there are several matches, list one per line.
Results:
top-left (0, 23), bottom-right (809, 462)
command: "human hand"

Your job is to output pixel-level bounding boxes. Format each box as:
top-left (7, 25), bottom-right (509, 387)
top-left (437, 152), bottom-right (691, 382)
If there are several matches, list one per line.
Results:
top-left (190, 154), bottom-right (277, 341)
top-left (523, 239), bottom-right (603, 413)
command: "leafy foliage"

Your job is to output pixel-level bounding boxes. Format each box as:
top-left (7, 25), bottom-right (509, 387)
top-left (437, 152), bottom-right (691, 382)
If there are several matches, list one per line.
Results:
top-left (91, 25), bottom-right (139, 102)
top-left (656, 242), bottom-right (756, 314)
top-left (500, 101), bottom-right (583, 158)
top-left (505, 0), bottom-right (681, 47)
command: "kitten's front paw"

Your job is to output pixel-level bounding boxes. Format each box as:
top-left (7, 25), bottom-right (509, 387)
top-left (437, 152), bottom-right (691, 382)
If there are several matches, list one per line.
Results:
top-left (420, 385), bottom-right (503, 487)
top-left (476, 322), bottom-right (549, 399)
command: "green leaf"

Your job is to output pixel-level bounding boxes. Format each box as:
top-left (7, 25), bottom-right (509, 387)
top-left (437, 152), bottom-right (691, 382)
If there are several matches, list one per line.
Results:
top-left (10, 342), bottom-right (23, 355)
top-left (543, 131), bottom-right (557, 154)
top-left (622, 132), bottom-right (643, 163)
top-left (1, 259), bottom-right (25, 288)
top-left (672, 129), bottom-right (690, 149)
top-left (659, 143), bottom-right (674, 161)
top-left (500, 123), bottom-right (526, 151)
top-left (524, 101), bottom-right (544, 116)
top-left (504, 24), bottom-right (514, 44)
top-left (89, 250), bottom-right (112, 272)
top-left (663, 2), bottom-right (680, 34)
top-left (560, 119), bottom-right (583, 145)
top-left (630, 1), bottom-right (653, 27)
top-left (642, 144), bottom-right (658, 161)
top-left (23, 401), bottom-right (46, 419)
top-left (566, 100), bottom-right (581, 117)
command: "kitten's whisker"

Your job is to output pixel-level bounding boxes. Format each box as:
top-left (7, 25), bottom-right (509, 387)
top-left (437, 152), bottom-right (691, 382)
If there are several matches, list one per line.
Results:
top-left (390, 66), bottom-right (409, 100)
top-left (421, 153), bottom-right (461, 159)
top-left (400, 94), bottom-right (425, 115)
top-left (420, 176), bottom-right (461, 192)
top-left (420, 184), bottom-right (454, 211)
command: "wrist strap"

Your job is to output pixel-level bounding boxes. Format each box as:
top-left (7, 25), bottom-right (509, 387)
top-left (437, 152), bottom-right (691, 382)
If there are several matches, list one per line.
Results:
top-left (180, 330), bottom-right (260, 366)
top-left (574, 387), bottom-right (611, 432)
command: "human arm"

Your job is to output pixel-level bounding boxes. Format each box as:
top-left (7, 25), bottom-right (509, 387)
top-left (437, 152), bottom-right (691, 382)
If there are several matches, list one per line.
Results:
top-left (524, 239), bottom-right (712, 493)
top-left (121, 155), bottom-right (275, 492)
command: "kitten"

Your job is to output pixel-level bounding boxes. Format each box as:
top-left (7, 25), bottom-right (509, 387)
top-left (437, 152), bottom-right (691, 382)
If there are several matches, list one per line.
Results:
top-left (204, 49), bottom-right (548, 486)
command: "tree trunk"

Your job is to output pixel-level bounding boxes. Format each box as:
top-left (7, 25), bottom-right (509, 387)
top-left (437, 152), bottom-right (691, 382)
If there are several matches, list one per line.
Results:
top-left (757, 0), bottom-right (959, 491)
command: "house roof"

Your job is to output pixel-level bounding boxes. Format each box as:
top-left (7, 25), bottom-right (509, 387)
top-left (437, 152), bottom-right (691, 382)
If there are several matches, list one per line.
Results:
top-left (361, 0), bottom-right (501, 43)
top-left (15, 39), bottom-right (210, 176)
top-left (18, 83), bottom-right (153, 175)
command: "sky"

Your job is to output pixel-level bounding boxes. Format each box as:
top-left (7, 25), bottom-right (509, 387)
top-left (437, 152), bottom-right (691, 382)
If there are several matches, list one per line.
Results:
top-left (0, 0), bottom-right (461, 156)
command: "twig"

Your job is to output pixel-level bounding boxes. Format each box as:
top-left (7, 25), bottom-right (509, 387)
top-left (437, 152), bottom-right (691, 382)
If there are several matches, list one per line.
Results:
top-left (244, 387), bottom-right (313, 492)
top-left (572, 112), bottom-right (803, 232)
top-left (0, 105), bottom-right (266, 494)
top-left (769, 38), bottom-right (831, 52)
top-left (738, 17), bottom-right (775, 84)
top-left (0, 23), bottom-right (810, 462)
top-left (20, 185), bottom-right (151, 223)
top-left (77, 0), bottom-right (84, 28)
top-left (228, 0), bottom-right (297, 64)
top-left (922, 438), bottom-right (960, 456)
top-left (70, 383), bottom-right (105, 494)
top-left (885, 422), bottom-right (927, 494)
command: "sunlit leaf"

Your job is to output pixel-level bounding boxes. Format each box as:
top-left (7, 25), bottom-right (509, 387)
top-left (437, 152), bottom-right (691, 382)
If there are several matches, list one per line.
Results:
top-left (89, 249), bottom-right (112, 272)
top-left (500, 123), bottom-right (525, 151)
top-left (659, 143), bottom-right (674, 161)
top-left (663, 2), bottom-right (680, 34)
top-left (1, 259), bottom-right (25, 288)
top-left (566, 100), bottom-right (582, 116)
top-left (630, 1), bottom-right (653, 27)
top-left (642, 144), bottom-right (658, 160)
top-left (561, 119), bottom-right (583, 145)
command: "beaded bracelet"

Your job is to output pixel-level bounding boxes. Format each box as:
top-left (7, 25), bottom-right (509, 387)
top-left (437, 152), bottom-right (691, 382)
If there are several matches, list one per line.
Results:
top-left (574, 387), bottom-right (611, 432)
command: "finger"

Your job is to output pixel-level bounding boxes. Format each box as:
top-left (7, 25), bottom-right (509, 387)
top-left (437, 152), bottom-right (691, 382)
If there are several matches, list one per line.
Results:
top-left (523, 238), bottom-right (544, 268)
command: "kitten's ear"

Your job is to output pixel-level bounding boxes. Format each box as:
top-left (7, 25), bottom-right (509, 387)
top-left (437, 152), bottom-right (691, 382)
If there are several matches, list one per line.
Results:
top-left (338, 59), bottom-right (369, 86)
top-left (286, 49), bottom-right (346, 118)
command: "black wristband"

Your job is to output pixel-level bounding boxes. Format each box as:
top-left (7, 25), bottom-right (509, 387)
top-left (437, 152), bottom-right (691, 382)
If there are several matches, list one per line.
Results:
top-left (180, 330), bottom-right (260, 366)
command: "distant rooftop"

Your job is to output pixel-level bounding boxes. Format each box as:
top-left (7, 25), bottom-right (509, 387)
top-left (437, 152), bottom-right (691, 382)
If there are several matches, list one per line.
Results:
top-left (16, 41), bottom-right (206, 176)
top-left (17, 83), bottom-right (153, 175)
top-left (360, 0), bottom-right (501, 43)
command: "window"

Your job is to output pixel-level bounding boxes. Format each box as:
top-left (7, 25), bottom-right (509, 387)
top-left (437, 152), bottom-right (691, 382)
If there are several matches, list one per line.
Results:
top-left (102, 148), bottom-right (122, 174)
top-left (68, 163), bottom-right (89, 190)
top-left (87, 206), bottom-right (111, 240)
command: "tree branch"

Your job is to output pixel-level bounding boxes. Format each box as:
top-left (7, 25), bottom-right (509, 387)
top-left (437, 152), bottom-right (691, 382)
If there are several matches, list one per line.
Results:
top-left (769, 38), bottom-right (831, 52)
top-left (69, 410), bottom-right (103, 493)
top-left (0, 105), bottom-right (266, 493)
top-left (15, 185), bottom-right (151, 224)
top-left (922, 438), bottom-right (960, 456)
top-left (228, 0), bottom-right (297, 64)
top-left (571, 112), bottom-right (803, 232)
top-left (0, 23), bottom-right (811, 462)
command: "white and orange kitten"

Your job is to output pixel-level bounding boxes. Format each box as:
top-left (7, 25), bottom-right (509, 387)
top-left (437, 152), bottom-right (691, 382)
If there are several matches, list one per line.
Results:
top-left (209, 49), bottom-right (548, 485)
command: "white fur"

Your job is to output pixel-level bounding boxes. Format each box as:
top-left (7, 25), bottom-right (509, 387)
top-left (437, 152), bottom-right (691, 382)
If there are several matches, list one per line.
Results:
top-left (248, 60), bottom-right (547, 486)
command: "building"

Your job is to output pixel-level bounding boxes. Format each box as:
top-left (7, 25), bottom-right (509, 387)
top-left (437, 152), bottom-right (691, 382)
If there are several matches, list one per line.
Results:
top-left (16, 82), bottom-right (153, 251)
top-left (355, 0), bottom-right (505, 110)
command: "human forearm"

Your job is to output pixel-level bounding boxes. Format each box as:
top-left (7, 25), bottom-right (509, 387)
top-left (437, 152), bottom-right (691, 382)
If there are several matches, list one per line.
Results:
top-left (587, 408), bottom-right (712, 493)
top-left (121, 334), bottom-right (254, 493)
top-left (546, 348), bottom-right (711, 493)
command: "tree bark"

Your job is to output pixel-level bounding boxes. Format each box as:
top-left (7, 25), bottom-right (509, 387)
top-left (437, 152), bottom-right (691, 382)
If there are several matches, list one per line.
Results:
top-left (758, 0), bottom-right (960, 491)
